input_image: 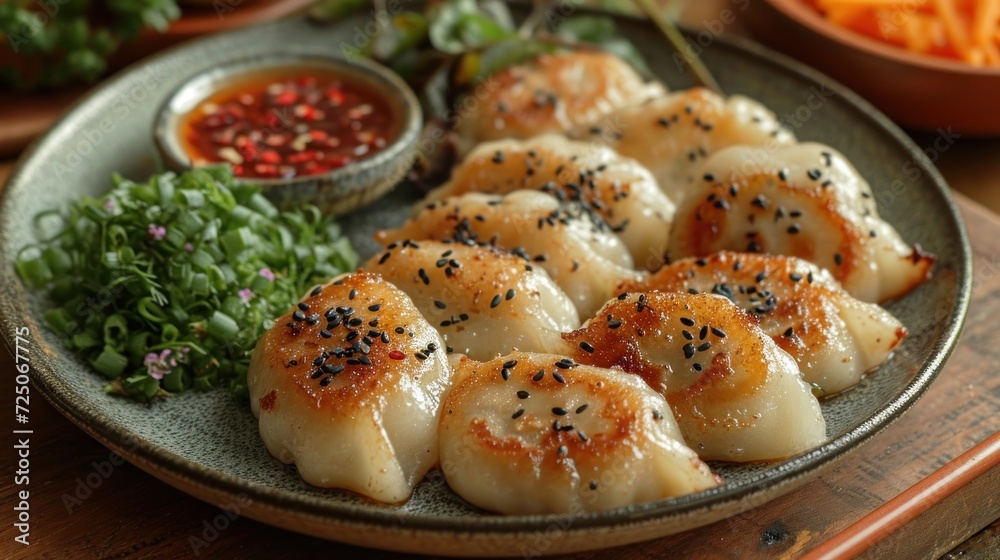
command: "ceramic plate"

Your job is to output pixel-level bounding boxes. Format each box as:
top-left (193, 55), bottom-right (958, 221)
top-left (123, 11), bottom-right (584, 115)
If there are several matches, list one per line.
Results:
top-left (0, 7), bottom-right (971, 557)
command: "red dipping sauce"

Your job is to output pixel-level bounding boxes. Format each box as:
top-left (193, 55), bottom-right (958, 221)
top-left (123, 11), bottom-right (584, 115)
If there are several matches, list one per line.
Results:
top-left (180, 69), bottom-right (398, 180)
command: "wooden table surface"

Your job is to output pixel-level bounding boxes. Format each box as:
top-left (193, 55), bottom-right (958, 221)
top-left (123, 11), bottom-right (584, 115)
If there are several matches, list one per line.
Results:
top-left (1, 154), bottom-right (1000, 558)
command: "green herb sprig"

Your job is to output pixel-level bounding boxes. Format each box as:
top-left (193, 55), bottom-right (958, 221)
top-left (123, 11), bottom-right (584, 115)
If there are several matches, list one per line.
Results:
top-left (16, 166), bottom-right (357, 401)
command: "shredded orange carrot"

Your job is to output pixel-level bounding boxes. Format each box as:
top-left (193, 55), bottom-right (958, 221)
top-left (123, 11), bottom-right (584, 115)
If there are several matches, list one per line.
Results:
top-left (809, 0), bottom-right (1000, 66)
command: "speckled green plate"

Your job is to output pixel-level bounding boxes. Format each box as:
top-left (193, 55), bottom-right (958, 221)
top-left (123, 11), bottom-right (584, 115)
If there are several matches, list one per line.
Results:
top-left (0, 8), bottom-right (971, 557)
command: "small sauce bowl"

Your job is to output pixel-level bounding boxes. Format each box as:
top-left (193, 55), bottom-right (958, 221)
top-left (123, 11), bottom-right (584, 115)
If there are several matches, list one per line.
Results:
top-left (155, 53), bottom-right (421, 215)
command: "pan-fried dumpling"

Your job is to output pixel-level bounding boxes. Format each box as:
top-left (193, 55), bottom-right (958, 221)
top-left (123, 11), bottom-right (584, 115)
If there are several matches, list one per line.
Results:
top-left (617, 252), bottom-right (907, 395)
top-left (248, 272), bottom-right (451, 503)
top-left (561, 292), bottom-right (826, 462)
top-left (454, 51), bottom-right (665, 155)
top-left (363, 240), bottom-right (579, 360)
top-left (424, 134), bottom-right (676, 269)
top-left (377, 190), bottom-right (643, 317)
top-left (667, 143), bottom-right (934, 302)
top-left (439, 352), bottom-right (720, 514)
top-left (570, 87), bottom-right (794, 203)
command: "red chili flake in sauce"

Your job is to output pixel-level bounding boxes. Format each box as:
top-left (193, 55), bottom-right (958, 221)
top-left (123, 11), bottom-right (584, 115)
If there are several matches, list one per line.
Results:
top-left (181, 70), bottom-right (397, 180)
top-left (388, 350), bottom-right (406, 360)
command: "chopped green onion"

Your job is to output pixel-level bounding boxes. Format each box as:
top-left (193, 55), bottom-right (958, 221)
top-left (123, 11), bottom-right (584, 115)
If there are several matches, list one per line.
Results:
top-left (91, 346), bottom-right (129, 378)
top-left (15, 166), bottom-right (356, 401)
top-left (206, 310), bottom-right (239, 342)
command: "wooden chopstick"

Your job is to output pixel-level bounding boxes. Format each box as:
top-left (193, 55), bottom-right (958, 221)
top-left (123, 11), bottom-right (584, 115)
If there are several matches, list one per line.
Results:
top-left (801, 430), bottom-right (1000, 559)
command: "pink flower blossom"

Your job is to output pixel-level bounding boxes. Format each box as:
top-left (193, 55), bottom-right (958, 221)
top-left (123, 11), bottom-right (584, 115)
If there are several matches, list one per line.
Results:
top-left (104, 200), bottom-right (116, 211)
top-left (183, 242), bottom-right (194, 252)
top-left (148, 223), bottom-right (167, 242)
top-left (144, 349), bottom-right (178, 380)
top-left (258, 267), bottom-right (275, 281)
top-left (238, 288), bottom-right (254, 304)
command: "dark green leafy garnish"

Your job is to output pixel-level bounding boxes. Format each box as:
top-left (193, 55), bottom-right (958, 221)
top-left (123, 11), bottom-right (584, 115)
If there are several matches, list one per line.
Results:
top-left (16, 166), bottom-right (356, 401)
top-left (0, 0), bottom-right (181, 90)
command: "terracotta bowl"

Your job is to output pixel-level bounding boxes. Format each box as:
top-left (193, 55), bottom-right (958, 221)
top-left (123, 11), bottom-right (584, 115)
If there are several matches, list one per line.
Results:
top-left (745, 0), bottom-right (1000, 135)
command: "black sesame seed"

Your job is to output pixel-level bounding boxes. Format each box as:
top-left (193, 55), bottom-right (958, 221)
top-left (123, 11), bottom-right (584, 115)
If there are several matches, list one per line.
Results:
top-left (557, 446), bottom-right (568, 456)
top-left (807, 168), bottom-right (822, 180)
top-left (698, 341), bottom-right (712, 352)
top-left (418, 268), bottom-right (429, 285)
top-left (578, 431), bottom-right (589, 442)
top-left (512, 409), bottom-right (525, 419)
top-left (699, 326), bottom-right (708, 340)
top-left (778, 169), bottom-right (788, 181)
top-left (378, 252), bottom-right (391, 265)
top-left (319, 375), bottom-right (334, 387)
top-left (682, 330), bottom-right (694, 340)
top-left (298, 302), bottom-right (310, 311)
top-left (349, 289), bottom-right (357, 300)
top-left (652, 410), bottom-right (663, 420)
top-left (292, 310), bottom-right (306, 322)
top-left (755, 272), bottom-right (767, 283)
top-left (681, 317), bottom-right (695, 327)
top-left (790, 272), bottom-right (803, 282)
top-left (380, 331), bottom-right (390, 343)
top-left (693, 363), bottom-right (703, 372)
top-left (433, 300), bottom-right (446, 310)
top-left (711, 327), bottom-right (726, 338)
top-left (787, 224), bottom-right (801, 234)
top-left (552, 407), bottom-right (568, 416)
top-left (579, 341), bottom-right (595, 353)
top-left (552, 372), bottom-right (566, 384)
top-left (807, 271), bottom-right (814, 284)
top-left (683, 343), bottom-right (696, 359)
top-left (502, 368), bottom-right (511, 381)
top-left (490, 294), bottom-right (502, 308)
top-left (395, 327), bottom-right (405, 334)
top-left (320, 330), bottom-right (332, 339)
top-left (310, 286), bottom-right (323, 297)
top-left (310, 369), bottom-right (325, 379)
top-left (589, 481), bottom-right (599, 490)
top-left (368, 304), bottom-right (381, 312)
top-left (703, 173), bottom-right (715, 182)
top-left (506, 288), bottom-right (516, 301)
top-left (834, 253), bottom-right (843, 266)
top-left (305, 315), bottom-right (320, 325)
top-left (870, 230), bottom-right (878, 238)
top-left (517, 390), bottom-right (530, 399)
top-left (784, 327), bottom-right (794, 338)
top-left (492, 150), bottom-right (504, 164)
top-left (607, 319), bottom-right (622, 329)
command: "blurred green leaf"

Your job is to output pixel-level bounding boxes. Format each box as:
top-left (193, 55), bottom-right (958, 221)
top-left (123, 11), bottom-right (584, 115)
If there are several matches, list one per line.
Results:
top-left (453, 38), bottom-right (555, 86)
top-left (368, 12), bottom-right (429, 60)
top-left (309, 0), bottom-right (368, 23)
top-left (555, 15), bottom-right (650, 73)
